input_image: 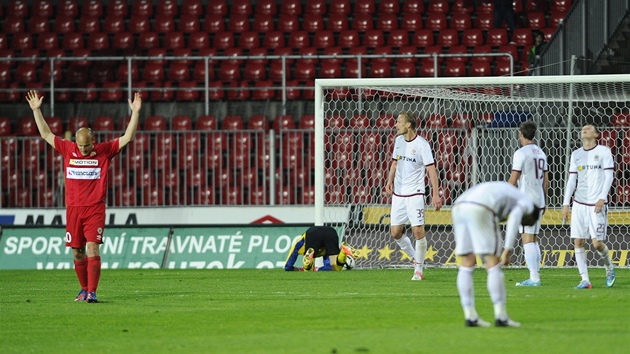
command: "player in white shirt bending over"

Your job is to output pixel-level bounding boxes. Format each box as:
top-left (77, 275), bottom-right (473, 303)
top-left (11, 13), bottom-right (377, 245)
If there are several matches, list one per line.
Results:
top-left (452, 181), bottom-right (542, 327)
top-left (504, 120), bottom-right (548, 286)
top-left (562, 123), bottom-right (616, 289)
top-left (385, 112), bottom-right (442, 281)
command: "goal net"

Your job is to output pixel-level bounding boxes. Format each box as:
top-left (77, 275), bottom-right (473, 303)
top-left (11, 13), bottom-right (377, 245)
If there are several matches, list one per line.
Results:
top-left (314, 75), bottom-right (630, 269)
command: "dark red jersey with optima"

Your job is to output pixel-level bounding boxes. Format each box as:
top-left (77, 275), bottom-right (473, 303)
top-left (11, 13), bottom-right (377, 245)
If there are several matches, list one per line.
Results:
top-left (54, 136), bottom-right (120, 206)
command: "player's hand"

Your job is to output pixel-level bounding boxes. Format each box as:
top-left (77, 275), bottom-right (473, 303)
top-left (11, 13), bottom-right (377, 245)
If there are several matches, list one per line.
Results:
top-left (500, 249), bottom-right (511, 266)
top-left (26, 90), bottom-right (43, 110)
top-left (432, 192), bottom-right (443, 211)
top-left (384, 182), bottom-right (393, 196)
top-left (128, 92), bottom-right (142, 112)
top-left (561, 205), bottom-right (570, 224)
top-left (594, 199), bottom-right (604, 213)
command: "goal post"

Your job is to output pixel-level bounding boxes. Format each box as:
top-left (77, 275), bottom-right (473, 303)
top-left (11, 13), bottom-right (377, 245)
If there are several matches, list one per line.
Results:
top-left (314, 74), bottom-right (630, 269)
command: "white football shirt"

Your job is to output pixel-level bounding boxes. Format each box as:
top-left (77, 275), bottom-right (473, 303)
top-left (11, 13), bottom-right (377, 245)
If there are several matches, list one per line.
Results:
top-left (512, 143), bottom-right (547, 207)
top-left (392, 134), bottom-right (435, 196)
top-left (567, 145), bottom-right (614, 204)
top-left (455, 181), bottom-right (535, 220)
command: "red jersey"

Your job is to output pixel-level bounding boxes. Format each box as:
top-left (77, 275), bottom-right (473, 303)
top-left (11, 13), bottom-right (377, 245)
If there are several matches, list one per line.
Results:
top-left (54, 136), bottom-right (120, 206)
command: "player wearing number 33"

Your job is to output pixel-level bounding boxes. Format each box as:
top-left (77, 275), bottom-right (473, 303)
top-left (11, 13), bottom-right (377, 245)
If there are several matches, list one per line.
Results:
top-left (504, 120), bottom-right (548, 287)
top-left (562, 123), bottom-right (616, 289)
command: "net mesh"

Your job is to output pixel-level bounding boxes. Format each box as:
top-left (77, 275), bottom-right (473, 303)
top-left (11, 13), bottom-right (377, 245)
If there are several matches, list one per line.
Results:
top-left (318, 77), bottom-right (630, 269)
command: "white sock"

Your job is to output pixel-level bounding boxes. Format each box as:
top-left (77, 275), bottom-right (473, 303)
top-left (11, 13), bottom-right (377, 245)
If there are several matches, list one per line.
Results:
top-left (575, 247), bottom-right (589, 282)
top-left (415, 238), bottom-right (427, 272)
top-left (523, 242), bottom-right (540, 282)
top-left (597, 245), bottom-right (614, 269)
top-left (457, 266), bottom-right (475, 318)
top-left (535, 241), bottom-right (542, 270)
top-left (395, 237), bottom-right (416, 261)
top-left (487, 263), bottom-right (507, 320)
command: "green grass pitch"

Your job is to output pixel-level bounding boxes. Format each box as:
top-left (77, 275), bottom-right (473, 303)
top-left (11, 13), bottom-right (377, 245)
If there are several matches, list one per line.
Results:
top-left (1, 268), bottom-right (628, 353)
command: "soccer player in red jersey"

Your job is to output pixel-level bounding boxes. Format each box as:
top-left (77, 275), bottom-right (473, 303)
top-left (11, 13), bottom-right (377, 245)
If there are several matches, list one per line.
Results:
top-left (26, 90), bottom-right (142, 303)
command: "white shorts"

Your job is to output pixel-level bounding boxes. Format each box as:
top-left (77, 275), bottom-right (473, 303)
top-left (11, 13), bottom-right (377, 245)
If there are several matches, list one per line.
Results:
top-left (521, 208), bottom-right (544, 235)
top-left (570, 202), bottom-right (608, 241)
top-left (390, 194), bottom-right (425, 226)
top-left (452, 203), bottom-right (502, 257)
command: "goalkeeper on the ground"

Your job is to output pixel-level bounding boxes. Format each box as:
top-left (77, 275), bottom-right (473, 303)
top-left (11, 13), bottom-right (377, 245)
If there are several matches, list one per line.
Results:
top-left (284, 226), bottom-right (358, 271)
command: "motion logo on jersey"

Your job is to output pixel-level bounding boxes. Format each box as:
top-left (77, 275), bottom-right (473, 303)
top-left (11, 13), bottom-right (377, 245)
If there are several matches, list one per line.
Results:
top-left (69, 159), bottom-right (99, 166)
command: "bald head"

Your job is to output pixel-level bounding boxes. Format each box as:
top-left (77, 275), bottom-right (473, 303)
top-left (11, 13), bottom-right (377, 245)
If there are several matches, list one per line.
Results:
top-left (75, 127), bottom-right (95, 156)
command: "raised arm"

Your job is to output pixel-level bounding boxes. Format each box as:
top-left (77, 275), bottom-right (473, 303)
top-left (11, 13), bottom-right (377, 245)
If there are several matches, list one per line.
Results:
top-left (26, 90), bottom-right (55, 148)
top-left (118, 92), bottom-right (142, 150)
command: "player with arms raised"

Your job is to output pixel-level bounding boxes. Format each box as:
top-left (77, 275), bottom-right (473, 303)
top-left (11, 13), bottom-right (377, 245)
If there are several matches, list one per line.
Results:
top-left (503, 120), bottom-right (548, 286)
top-left (26, 90), bottom-right (142, 303)
top-left (385, 112), bottom-right (442, 280)
top-left (562, 123), bottom-right (616, 289)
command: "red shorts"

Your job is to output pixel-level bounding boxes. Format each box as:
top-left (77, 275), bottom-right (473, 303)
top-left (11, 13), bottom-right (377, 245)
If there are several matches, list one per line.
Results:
top-left (65, 204), bottom-right (106, 248)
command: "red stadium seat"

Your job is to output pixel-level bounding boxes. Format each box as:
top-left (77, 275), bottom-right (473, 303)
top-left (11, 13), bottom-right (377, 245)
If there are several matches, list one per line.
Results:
top-left (470, 60), bottom-right (492, 76)
top-left (551, 0), bottom-right (572, 12)
top-left (338, 30), bottom-right (361, 48)
top-left (451, 13), bottom-right (472, 30)
top-left (113, 32), bottom-right (134, 50)
top-left (57, 0), bottom-right (79, 17)
top-left (376, 13), bottom-right (398, 31)
top-left (477, 1), bottom-right (494, 13)
top-left (473, 45), bottom-right (493, 62)
top-left (549, 11), bottom-right (567, 28)
top-left (494, 60), bottom-right (513, 76)
top-left (12, 32), bottom-right (33, 50)
top-left (363, 30), bottom-right (385, 48)
top-left (305, 0), bottom-right (326, 15)
top-left (107, 0), bottom-right (128, 17)
top-left (3, 18), bottom-right (24, 34)
top-left (326, 14), bottom-right (350, 32)
top-left (263, 31), bottom-right (285, 49)
top-left (66, 116), bottom-right (88, 133)
top-left (180, 0), bottom-right (202, 16)
top-left (87, 32), bottom-right (109, 51)
top-left (395, 61), bottom-right (417, 77)
top-left (204, 14), bottom-right (225, 33)
top-left (82, 0), bottom-right (103, 17)
top-left (54, 16), bottom-right (75, 33)
top-left (612, 112), bottom-right (630, 126)
top-left (132, 0), bottom-right (153, 16)
top-left (153, 15), bottom-right (175, 33)
top-left (252, 13), bottom-right (275, 32)
top-left (277, 14), bottom-right (299, 32)
top-left (486, 29), bottom-right (509, 47)
top-left (452, 113), bottom-right (474, 130)
top-left (129, 15), bottom-right (150, 33)
top-left (512, 28), bottom-right (533, 47)
top-left (274, 115), bottom-right (296, 130)
top-left (599, 130), bottom-right (617, 156)
top-left (79, 16), bottom-right (100, 33)
top-left (238, 31), bottom-right (260, 50)
top-left (288, 31), bottom-right (310, 48)
top-left (329, 0), bottom-right (351, 14)
top-left (231, 0), bottom-right (252, 15)
top-left (37, 32), bottom-right (58, 50)
top-left (28, 16), bottom-right (49, 34)
top-left (163, 32), bottom-right (184, 49)
top-left (168, 63), bottom-right (190, 81)
top-left (352, 13), bottom-right (373, 32)
top-left (426, 12), bottom-right (448, 31)
top-left (475, 12), bottom-right (494, 30)
top-left (312, 30), bottom-right (335, 49)
top-left (452, 0), bottom-right (474, 13)
top-left (134, 32), bottom-right (157, 50)
top-left (437, 29), bottom-right (459, 47)
top-left (370, 61), bottom-right (391, 78)
top-left (178, 15), bottom-right (199, 33)
top-left (425, 114), bottom-right (448, 129)
top-left (355, 0), bottom-right (376, 13)
top-left (280, 0), bottom-right (301, 15)
top-left (100, 81), bottom-right (123, 101)
top-left (156, 0), bottom-right (178, 16)
top-left (447, 45), bottom-right (468, 62)
top-left (256, 0), bottom-right (277, 15)
top-left (7, 0), bottom-right (28, 17)
top-left (196, 115), bottom-right (218, 131)
top-left (222, 115), bottom-right (244, 130)
top-left (103, 16), bottom-right (125, 33)
top-left (33, 0), bottom-right (54, 18)
top-left (41, 62), bottom-right (62, 82)
top-left (378, 0), bottom-right (400, 14)
top-left (213, 31), bottom-right (235, 49)
top-left (527, 12), bottom-right (547, 30)
top-left (252, 80), bottom-right (276, 100)
top-left (413, 30), bottom-right (435, 47)
top-left (387, 30), bottom-right (409, 48)
top-left (303, 14), bottom-right (324, 32)
top-left (15, 63), bottom-right (37, 83)
top-left (398, 14), bottom-right (422, 32)
top-left (428, 0), bottom-right (449, 13)
top-left (207, 0), bottom-right (227, 15)
top-left (299, 115), bottom-right (315, 130)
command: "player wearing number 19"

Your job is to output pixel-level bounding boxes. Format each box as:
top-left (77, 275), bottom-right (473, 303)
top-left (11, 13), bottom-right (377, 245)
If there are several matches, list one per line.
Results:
top-left (503, 120), bottom-right (548, 287)
top-left (26, 90), bottom-right (142, 303)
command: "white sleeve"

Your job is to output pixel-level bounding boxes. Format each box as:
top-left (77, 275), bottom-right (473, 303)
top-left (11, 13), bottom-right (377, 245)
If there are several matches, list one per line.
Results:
top-left (563, 173), bottom-right (577, 206)
top-left (511, 150), bottom-right (524, 171)
top-left (391, 137), bottom-right (399, 160)
top-left (421, 139), bottom-right (435, 166)
top-left (598, 169), bottom-right (614, 201)
top-left (504, 205), bottom-right (525, 251)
